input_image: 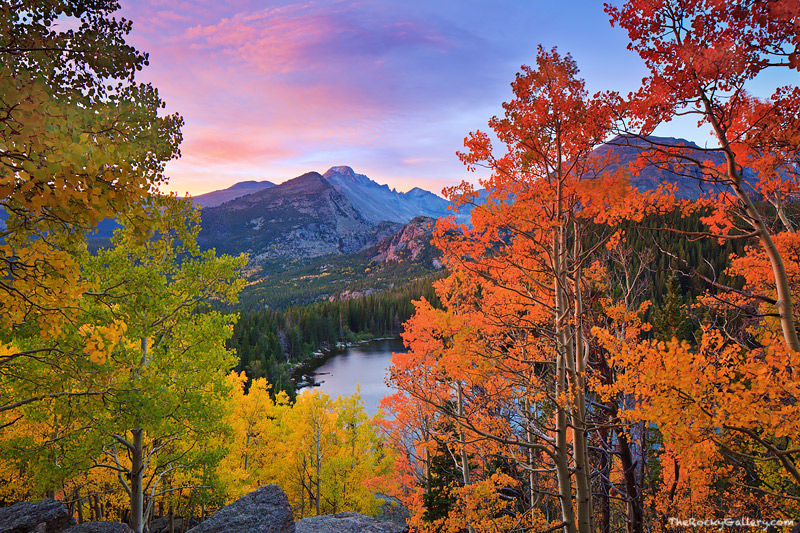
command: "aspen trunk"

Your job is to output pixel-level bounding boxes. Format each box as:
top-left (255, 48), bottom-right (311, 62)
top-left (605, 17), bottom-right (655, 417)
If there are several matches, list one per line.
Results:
top-left (130, 428), bottom-right (145, 533)
top-left (524, 397), bottom-right (537, 514)
top-left (554, 350), bottom-right (577, 533)
top-left (570, 233), bottom-right (593, 533)
top-left (456, 383), bottom-right (475, 533)
top-left (553, 223), bottom-right (577, 533)
top-left (75, 490), bottom-right (83, 523)
top-left (315, 437), bottom-right (321, 516)
top-left (299, 473), bottom-right (305, 519)
top-left (597, 427), bottom-right (611, 533)
top-left (618, 430), bottom-right (643, 533)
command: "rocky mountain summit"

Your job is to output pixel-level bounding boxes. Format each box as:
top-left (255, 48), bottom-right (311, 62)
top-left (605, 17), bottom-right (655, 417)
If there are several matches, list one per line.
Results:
top-left (322, 166), bottom-right (451, 224)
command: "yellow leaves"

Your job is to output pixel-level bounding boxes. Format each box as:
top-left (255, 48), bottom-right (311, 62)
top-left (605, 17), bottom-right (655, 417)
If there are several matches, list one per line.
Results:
top-left (217, 376), bottom-right (393, 517)
top-left (0, 342), bottom-right (17, 359)
top-left (79, 321), bottom-right (127, 364)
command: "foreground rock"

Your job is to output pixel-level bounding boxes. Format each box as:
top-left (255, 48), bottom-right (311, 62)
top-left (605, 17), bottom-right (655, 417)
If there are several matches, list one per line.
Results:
top-left (63, 523), bottom-right (133, 533)
top-left (0, 499), bottom-right (76, 533)
top-left (186, 485), bottom-right (294, 533)
top-left (148, 516), bottom-right (195, 533)
top-left (295, 512), bottom-right (407, 533)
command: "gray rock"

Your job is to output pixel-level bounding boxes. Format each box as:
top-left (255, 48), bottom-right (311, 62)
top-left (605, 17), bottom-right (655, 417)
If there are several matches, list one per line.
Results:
top-left (0, 499), bottom-right (76, 533)
top-left (187, 485), bottom-right (294, 533)
top-left (295, 512), bottom-right (407, 533)
top-left (147, 516), bottom-right (194, 533)
top-left (62, 523), bottom-right (133, 533)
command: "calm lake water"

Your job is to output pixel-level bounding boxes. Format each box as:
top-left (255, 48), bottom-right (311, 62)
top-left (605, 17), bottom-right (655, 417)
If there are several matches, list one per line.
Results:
top-left (309, 338), bottom-right (406, 414)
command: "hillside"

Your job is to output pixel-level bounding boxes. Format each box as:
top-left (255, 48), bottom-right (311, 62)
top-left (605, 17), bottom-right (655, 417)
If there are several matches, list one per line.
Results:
top-left (238, 216), bottom-right (441, 310)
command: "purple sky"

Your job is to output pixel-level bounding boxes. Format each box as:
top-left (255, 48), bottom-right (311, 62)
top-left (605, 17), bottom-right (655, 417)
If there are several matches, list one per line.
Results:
top-left (118, 0), bottom-right (795, 197)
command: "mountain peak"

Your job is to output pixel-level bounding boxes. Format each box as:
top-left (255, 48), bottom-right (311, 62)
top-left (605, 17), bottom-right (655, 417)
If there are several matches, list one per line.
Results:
top-left (229, 180), bottom-right (274, 190)
top-left (323, 166), bottom-right (357, 179)
top-left (296, 171), bottom-right (326, 182)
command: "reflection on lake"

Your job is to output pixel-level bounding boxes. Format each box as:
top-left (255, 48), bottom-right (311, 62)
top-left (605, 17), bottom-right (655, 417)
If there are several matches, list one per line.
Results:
top-left (308, 338), bottom-right (405, 415)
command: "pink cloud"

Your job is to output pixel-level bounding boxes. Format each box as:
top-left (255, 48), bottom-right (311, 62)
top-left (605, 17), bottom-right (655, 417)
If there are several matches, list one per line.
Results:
top-left (120, 0), bottom-right (509, 194)
top-left (181, 132), bottom-right (295, 165)
top-left (181, 2), bottom-right (453, 74)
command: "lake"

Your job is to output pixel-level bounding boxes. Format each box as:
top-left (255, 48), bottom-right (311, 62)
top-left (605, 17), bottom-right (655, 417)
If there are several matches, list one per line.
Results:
top-left (308, 338), bottom-right (405, 414)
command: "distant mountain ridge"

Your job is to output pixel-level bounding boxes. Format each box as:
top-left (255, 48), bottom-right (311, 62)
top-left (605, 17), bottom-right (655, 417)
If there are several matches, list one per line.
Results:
top-left (198, 171), bottom-right (401, 260)
top-left (322, 166), bottom-right (451, 223)
top-left (197, 166), bottom-right (459, 262)
top-left (592, 135), bottom-right (740, 199)
top-left (193, 136), bottom-right (758, 263)
top-left (193, 180), bottom-right (275, 207)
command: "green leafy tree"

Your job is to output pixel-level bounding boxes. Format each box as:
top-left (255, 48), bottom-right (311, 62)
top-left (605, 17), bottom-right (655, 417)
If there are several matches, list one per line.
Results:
top-left (1, 197), bottom-right (246, 533)
top-left (1, 0), bottom-right (183, 412)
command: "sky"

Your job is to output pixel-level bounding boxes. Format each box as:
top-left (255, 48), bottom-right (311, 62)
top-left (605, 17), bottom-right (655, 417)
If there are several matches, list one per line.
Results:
top-left (118, 0), bottom-right (796, 197)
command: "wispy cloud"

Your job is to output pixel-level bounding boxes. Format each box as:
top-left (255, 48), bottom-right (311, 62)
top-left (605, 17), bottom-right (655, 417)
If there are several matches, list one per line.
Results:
top-left (120, 0), bottom-right (657, 195)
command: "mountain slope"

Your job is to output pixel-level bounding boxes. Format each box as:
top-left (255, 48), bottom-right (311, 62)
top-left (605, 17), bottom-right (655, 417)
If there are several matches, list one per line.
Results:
top-left (197, 137), bottom-right (742, 264)
top-left (237, 216), bottom-right (443, 309)
top-left (198, 172), bottom-right (401, 260)
top-left (591, 135), bottom-right (747, 199)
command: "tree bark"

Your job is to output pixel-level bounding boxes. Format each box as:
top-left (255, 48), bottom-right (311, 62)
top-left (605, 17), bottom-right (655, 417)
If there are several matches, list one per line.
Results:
top-left (456, 382), bottom-right (475, 533)
top-left (553, 220), bottom-right (578, 533)
top-left (570, 229), bottom-right (593, 533)
top-left (597, 427), bottom-right (611, 533)
top-left (130, 428), bottom-right (145, 533)
top-left (315, 431), bottom-right (322, 516)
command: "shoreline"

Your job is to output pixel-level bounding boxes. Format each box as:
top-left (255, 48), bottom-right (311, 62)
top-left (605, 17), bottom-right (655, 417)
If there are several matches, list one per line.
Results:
top-left (290, 335), bottom-right (402, 390)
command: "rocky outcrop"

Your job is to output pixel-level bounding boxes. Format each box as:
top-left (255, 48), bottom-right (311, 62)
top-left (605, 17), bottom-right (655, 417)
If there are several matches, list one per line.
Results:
top-left (295, 512), bottom-right (407, 533)
top-left (369, 216), bottom-right (439, 265)
top-left (186, 485), bottom-right (294, 533)
top-left (0, 499), bottom-right (76, 533)
top-left (62, 523), bottom-right (133, 533)
top-left (0, 486), bottom-right (409, 533)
